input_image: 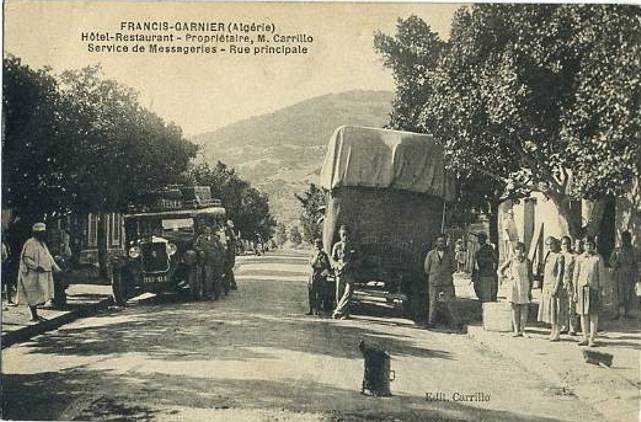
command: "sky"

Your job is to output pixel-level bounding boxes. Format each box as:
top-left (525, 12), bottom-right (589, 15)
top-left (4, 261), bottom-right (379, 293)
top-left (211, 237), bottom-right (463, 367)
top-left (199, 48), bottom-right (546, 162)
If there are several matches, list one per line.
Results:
top-left (4, 1), bottom-right (460, 136)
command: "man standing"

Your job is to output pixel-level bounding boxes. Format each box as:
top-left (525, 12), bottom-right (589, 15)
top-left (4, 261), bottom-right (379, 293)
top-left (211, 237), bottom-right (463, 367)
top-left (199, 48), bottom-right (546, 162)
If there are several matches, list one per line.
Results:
top-left (224, 220), bottom-right (238, 291)
top-left (472, 233), bottom-right (499, 302)
top-left (424, 234), bottom-right (461, 329)
top-left (332, 225), bottom-right (359, 320)
top-left (194, 225), bottom-right (224, 301)
top-left (610, 231), bottom-right (640, 319)
top-left (16, 222), bottom-right (61, 322)
top-left (308, 239), bottom-right (331, 315)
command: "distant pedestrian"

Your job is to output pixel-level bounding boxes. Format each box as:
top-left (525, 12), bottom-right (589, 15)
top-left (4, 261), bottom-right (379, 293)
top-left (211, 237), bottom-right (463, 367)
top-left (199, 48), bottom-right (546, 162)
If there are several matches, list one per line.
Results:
top-left (499, 242), bottom-right (532, 337)
top-left (424, 234), bottom-right (461, 329)
top-left (609, 231), bottom-right (639, 319)
top-left (472, 233), bottom-right (498, 303)
top-left (574, 236), bottom-right (606, 347)
top-left (16, 223), bottom-right (61, 322)
top-left (307, 239), bottom-right (331, 316)
top-left (537, 236), bottom-right (566, 342)
top-left (332, 225), bottom-right (359, 320)
top-left (560, 236), bottom-right (578, 335)
top-left (224, 220), bottom-right (238, 291)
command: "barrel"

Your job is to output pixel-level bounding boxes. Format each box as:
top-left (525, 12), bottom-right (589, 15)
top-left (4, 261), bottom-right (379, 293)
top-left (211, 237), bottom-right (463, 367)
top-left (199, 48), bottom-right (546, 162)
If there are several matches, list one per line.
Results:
top-left (482, 302), bottom-right (513, 332)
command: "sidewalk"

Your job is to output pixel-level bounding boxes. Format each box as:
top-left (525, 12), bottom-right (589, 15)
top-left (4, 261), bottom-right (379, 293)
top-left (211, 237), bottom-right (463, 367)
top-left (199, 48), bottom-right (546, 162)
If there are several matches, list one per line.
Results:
top-left (0, 256), bottom-right (258, 349)
top-left (1, 284), bottom-right (114, 349)
top-left (453, 273), bottom-right (640, 422)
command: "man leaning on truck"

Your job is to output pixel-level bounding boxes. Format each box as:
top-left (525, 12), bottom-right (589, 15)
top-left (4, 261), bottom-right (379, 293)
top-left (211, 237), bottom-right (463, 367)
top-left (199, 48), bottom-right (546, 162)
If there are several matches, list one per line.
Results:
top-left (424, 234), bottom-right (462, 330)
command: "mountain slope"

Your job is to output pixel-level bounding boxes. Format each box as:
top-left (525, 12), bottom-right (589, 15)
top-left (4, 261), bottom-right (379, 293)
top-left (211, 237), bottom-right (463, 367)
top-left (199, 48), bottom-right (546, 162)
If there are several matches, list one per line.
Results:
top-left (193, 90), bottom-right (393, 226)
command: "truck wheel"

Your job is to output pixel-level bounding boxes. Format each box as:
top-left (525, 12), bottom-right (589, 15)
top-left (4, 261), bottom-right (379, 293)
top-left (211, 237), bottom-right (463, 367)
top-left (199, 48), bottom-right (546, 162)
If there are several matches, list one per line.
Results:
top-left (112, 270), bottom-right (129, 306)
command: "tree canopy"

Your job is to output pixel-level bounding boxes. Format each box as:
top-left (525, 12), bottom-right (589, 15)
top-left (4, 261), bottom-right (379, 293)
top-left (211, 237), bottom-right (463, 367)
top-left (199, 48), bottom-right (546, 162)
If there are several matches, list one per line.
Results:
top-left (295, 183), bottom-right (327, 244)
top-left (375, 5), bottom-right (641, 237)
top-left (2, 57), bottom-right (198, 220)
top-left (188, 161), bottom-right (276, 241)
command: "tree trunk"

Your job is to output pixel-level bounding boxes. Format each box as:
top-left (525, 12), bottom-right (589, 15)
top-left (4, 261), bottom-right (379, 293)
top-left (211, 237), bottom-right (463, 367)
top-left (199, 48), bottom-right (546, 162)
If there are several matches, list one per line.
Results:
top-left (488, 200), bottom-right (500, 253)
top-left (97, 213), bottom-right (109, 280)
top-left (548, 191), bottom-right (605, 240)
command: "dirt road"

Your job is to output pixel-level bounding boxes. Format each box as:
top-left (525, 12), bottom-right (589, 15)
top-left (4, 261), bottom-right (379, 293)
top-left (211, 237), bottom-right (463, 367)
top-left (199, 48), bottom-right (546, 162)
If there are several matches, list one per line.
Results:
top-left (2, 250), bottom-right (605, 421)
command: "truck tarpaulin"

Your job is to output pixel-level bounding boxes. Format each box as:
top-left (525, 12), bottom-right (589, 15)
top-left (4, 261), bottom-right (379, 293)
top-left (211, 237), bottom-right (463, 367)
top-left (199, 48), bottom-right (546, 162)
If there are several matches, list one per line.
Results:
top-left (320, 126), bottom-right (454, 287)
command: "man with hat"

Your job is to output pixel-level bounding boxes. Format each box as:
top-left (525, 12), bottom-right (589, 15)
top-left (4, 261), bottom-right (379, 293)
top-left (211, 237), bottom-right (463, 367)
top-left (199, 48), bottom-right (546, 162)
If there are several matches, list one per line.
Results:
top-left (16, 222), bottom-right (61, 322)
top-left (331, 225), bottom-right (359, 320)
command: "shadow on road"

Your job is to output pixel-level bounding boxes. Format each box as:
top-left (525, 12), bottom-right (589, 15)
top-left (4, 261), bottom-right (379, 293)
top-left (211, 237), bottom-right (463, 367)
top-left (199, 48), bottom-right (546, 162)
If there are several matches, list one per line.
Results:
top-left (1, 253), bottom-right (580, 421)
top-left (2, 367), bottom-right (568, 422)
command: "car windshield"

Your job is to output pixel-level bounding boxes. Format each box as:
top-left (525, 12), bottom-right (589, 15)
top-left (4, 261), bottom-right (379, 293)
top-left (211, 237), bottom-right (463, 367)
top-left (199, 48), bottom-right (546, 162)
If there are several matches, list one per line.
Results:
top-left (161, 218), bottom-right (194, 235)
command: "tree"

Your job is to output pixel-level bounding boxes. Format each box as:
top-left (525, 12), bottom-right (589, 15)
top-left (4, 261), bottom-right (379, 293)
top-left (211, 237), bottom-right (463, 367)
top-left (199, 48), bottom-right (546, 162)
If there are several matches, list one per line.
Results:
top-left (374, 16), bottom-right (447, 133)
top-left (374, 16), bottom-right (510, 244)
top-left (295, 183), bottom-right (327, 243)
top-left (56, 65), bottom-right (197, 277)
top-left (275, 223), bottom-right (287, 246)
top-left (188, 161), bottom-right (276, 241)
top-left (2, 56), bottom-right (69, 222)
top-left (435, 5), bottom-right (640, 238)
top-left (289, 226), bottom-right (303, 246)
top-left (2, 58), bottom-right (198, 277)
top-left (377, 5), bottom-right (641, 240)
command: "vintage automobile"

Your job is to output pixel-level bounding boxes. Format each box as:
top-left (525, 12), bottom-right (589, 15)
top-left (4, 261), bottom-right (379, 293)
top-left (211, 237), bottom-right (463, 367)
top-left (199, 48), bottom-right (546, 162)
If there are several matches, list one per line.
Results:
top-left (111, 186), bottom-right (227, 305)
top-left (319, 126), bottom-right (454, 318)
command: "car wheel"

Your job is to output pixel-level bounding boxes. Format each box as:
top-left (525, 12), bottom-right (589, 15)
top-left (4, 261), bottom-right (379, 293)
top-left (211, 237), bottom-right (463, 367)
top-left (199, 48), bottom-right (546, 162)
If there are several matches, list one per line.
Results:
top-left (112, 270), bottom-right (129, 306)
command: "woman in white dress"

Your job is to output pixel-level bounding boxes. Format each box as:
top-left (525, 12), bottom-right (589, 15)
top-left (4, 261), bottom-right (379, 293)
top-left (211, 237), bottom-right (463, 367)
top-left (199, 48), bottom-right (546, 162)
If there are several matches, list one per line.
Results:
top-left (499, 242), bottom-right (532, 337)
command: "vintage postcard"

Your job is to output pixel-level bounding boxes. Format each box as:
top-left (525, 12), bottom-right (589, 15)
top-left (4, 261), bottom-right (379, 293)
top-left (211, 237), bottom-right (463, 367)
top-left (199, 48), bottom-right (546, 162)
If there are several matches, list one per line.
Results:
top-left (1, 1), bottom-right (640, 421)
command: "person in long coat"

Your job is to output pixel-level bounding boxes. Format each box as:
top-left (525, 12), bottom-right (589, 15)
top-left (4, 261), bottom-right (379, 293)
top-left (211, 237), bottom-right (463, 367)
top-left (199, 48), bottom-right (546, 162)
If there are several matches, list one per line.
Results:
top-left (472, 233), bottom-right (499, 303)
top-left (609, 231), bottom-right (640, 319)
top-left (560, 236), bottom-right (578, 335)
top-left (16, 222), bottom-right (61, 322)
top-left (537, 236), bottom-right (566, 341)
top-left (424, 234), bottom-right (460, 329)
top-left (574, 236), bottom-right (607, 347)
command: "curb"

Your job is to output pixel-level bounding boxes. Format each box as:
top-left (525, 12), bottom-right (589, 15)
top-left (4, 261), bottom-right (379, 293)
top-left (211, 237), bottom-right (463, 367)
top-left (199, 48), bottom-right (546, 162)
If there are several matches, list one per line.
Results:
top-left (1, 296), bottom-right (115, 349)
top-left (466, 325), bottom-right (639, 422)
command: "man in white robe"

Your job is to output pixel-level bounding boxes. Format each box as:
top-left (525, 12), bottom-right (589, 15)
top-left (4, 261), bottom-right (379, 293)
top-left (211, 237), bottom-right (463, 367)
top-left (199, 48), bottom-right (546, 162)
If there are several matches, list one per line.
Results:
top-left (16, 222), bottom-right (61, 322)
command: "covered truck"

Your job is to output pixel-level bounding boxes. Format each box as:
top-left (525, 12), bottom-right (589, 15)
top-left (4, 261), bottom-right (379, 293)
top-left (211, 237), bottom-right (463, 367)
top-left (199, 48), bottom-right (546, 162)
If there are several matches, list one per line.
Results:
top-left (320, 125), bottom-right (454, 315)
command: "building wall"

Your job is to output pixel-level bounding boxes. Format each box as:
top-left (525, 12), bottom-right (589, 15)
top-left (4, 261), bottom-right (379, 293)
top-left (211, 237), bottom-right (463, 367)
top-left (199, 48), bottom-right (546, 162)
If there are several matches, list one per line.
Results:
top-left (499, 179), bottom-right (641, 315)
top-left (78, 213), bottom-right (125, 264)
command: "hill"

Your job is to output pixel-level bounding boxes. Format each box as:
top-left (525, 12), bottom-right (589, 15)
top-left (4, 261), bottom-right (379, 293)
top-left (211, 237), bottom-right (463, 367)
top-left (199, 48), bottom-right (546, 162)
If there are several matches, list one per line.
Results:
top-left (192, 90), bottom-right (393, 227)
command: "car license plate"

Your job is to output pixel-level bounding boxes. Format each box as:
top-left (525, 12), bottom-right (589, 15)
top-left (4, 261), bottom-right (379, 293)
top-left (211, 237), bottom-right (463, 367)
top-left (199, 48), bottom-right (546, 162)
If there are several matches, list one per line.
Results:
top-left (144, 275), bottom-right (167, 284)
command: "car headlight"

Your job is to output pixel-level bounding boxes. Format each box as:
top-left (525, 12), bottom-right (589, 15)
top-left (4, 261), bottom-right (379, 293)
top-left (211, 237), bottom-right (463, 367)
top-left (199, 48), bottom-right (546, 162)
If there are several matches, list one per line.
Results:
top-left (128, 246), bottom-right (141, 259)
top-left (167, 243), bottom-right (178, 256)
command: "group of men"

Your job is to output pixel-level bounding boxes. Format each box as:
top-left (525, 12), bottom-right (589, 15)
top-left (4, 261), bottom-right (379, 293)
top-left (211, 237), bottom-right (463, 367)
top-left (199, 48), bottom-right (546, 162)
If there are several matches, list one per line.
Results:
top-left (307, 226), bottom-right (466, 326)
top-left (309, 226), bottom-right (640, 330)
top-left (307, 225), bottom-right (359, 320)
top-left (191, 220), bottom-right (238, 301)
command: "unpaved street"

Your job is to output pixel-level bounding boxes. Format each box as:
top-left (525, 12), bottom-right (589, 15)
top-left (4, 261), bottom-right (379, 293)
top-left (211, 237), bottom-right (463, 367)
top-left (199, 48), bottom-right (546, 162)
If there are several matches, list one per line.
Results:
top-left (2, 250), bottom-right (604, 421)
